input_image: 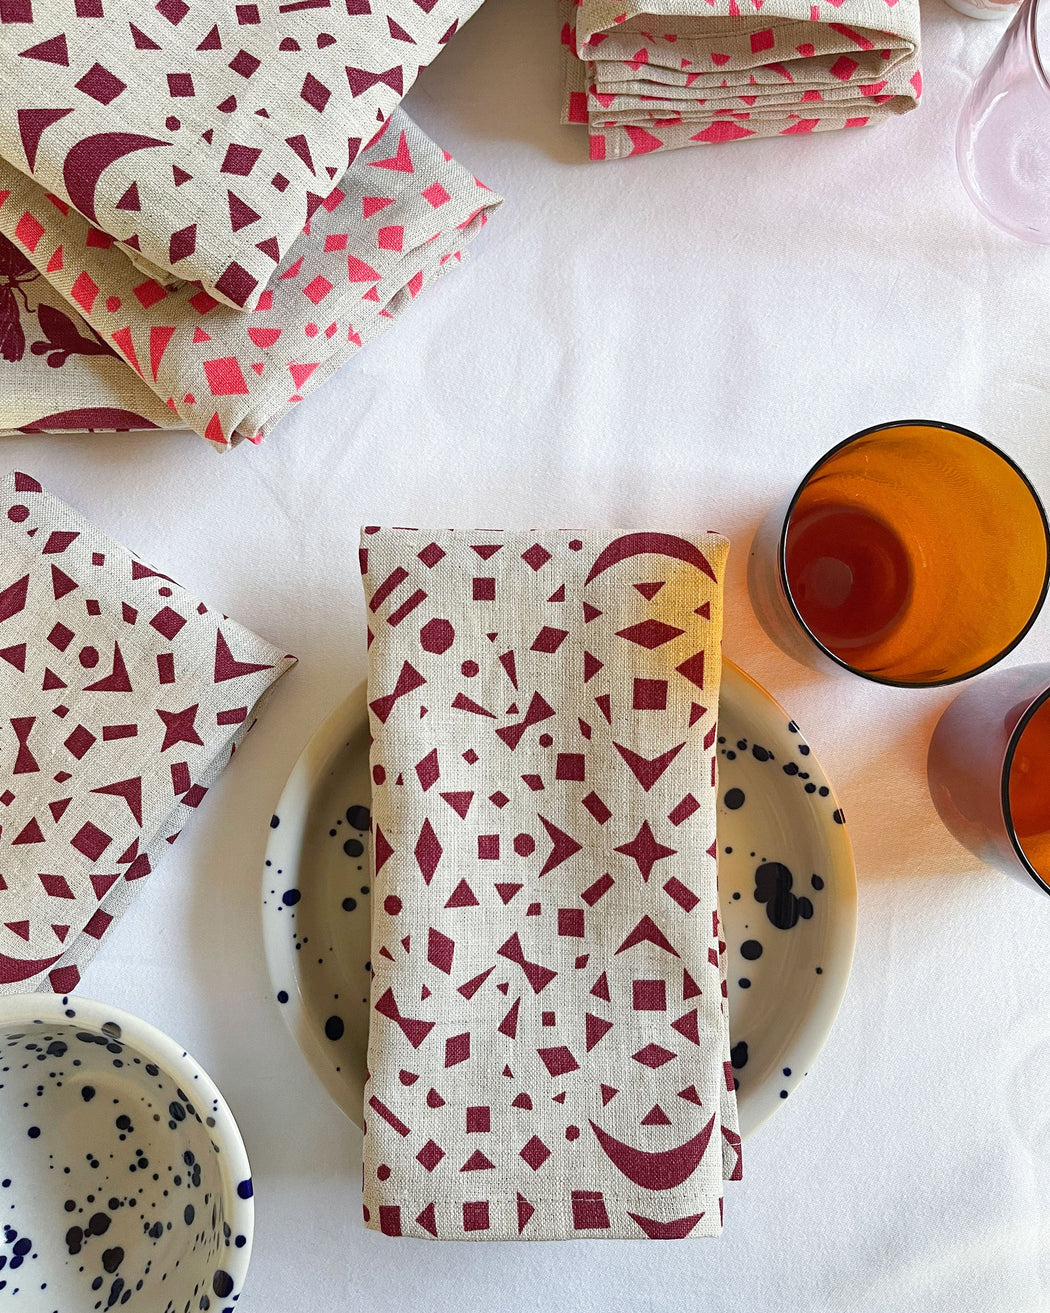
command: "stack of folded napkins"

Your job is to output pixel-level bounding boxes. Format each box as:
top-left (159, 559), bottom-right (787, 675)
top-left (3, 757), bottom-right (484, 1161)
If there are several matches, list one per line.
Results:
top-left (560, 0), bottom-right (922, 159)
top-left (0, 2), bottom-right (498, 446)
top-left (360, 528), bottom-right (740, 1240)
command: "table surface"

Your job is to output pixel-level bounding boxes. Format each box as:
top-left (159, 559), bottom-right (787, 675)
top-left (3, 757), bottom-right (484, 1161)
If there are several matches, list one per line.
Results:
top-left (6, 2), bottom-right (1050, 1309)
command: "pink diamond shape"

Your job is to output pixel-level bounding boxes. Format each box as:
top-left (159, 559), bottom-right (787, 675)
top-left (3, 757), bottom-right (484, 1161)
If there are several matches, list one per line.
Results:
top-left (521, 544), bottom-right (552, 571)
top-left (416, 1140), bottom-right (445, 1172)
top-left (302, 276), bottom-right (333, 304)
top-left (632, 1043), bottom-right (676, 1069)
top-left (519, 1136), bottom-right (551, 1170)
top-left (422, 182), bottom-right (451, 207)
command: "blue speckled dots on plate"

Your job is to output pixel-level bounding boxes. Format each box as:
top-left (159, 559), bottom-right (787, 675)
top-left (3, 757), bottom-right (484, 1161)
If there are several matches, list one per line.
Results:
top-left (0, 996), bottom-right (253, 1313)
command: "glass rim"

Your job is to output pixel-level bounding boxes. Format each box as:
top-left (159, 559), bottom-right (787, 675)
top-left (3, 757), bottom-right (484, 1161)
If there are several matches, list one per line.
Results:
top-left (776, 418), bottom-right (1050, 690)
top-left (1027, 0), bottom-right (1050, 98)
top-left (1001, 680), bottom-right (1050, 895)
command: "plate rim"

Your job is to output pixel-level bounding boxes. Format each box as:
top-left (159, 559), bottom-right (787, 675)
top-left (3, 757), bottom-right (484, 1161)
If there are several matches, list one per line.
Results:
top-left (262, 660), bottom-right (857, 1140)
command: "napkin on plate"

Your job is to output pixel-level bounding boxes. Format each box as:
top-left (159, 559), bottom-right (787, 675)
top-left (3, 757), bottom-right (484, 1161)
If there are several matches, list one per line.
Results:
top-left (0, 471), bottom-right (295, 995)
top-left (360, 528), bottom-right (740, 1240)
top-left (0, 111), bottom-right (500, 447)
top-left (560, 0), bottom-right (922, 159)
top-left (0, 0), bottom-right (485, 308)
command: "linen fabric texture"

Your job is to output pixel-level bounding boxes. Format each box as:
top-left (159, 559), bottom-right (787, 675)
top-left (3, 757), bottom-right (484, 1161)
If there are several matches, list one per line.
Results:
top-left (0, 0), bottom-right (499, 447)
top-left (0, 470), bottom-right (295, 996)
top-left (360, 527), bottom-right (741, 1241)
top-left (560, 0), bottom-right (922, 158)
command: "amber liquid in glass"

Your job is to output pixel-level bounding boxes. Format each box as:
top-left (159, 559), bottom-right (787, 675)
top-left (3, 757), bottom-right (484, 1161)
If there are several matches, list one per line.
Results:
top-left (1009, 696), bottom-right (1050, 880)
top-left (785, 504), bottom-right (912, 656)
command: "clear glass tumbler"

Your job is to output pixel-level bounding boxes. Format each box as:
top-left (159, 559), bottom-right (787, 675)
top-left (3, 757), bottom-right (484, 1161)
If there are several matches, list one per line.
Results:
top-left (928, 663), bottom-right (1050, 893)
top-left (957, 0), bottom-right (1050, 241)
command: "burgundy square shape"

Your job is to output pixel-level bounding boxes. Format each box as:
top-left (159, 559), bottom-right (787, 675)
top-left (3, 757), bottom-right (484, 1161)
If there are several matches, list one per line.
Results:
top-left (48, 623), bottom-right (74, 651)
top-left (85, 599), bottom-right (101, 616)
top-left (63, 725), bottom-right (95, 759)
top-left (478, 834), bottom-right (499, 859)
top-left (416, 1140), bottom-right (444, 1172)
top-left (445, 1032), bottom-right (470, 1067)
top-left (236, 2), bottom-right (260, 20)
top-left (0, 790), bottom-right (13, 806)
top-left (541, 1011), bottom-right (555, 1027)
top-left (150, 606), bottom-right (186, 639)
top-left (466, 1106), bottom-right (490, 1133)
top-left (557, 908), bottom-right (584, 937)
top-left (633, 677), bottom-right (668, 710)
top-left (417, 542), bottom-right (445, 568)
top-left (75, 62), bottom-right (126, 104)
top-left (633, 979), bottom-right (667, 1011)
top-left (572, 1191), bottom-right (611, 1230)
top-left (71, 821), bottom-right (111, 861)
top-left (213, 262), bottom-right (258, 307)
top-left (229, 48), bottom-right (261, 77)
top-left (472, 577), bottom-right (496, 601)
top-left (555, 752), bottom-right (585, 782)
top-left (167, 72), bottom-right (195, 97)
top-left (462, 1202), bottom-right (489, 1232)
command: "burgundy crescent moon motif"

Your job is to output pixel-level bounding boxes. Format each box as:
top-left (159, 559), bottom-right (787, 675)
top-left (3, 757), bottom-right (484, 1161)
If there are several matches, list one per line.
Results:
top-left (588, 1114), bottom-right (716, 1190)
top-left (63, 133), bottom-right (171, 225)
top-left (584, 532), bottom-right (718, 586)
top-left (0, 951), bottom-right (63, 984)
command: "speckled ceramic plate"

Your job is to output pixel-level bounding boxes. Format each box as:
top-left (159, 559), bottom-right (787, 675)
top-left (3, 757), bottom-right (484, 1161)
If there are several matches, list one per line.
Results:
top-left (263, 662), bottom-right (856, 1140)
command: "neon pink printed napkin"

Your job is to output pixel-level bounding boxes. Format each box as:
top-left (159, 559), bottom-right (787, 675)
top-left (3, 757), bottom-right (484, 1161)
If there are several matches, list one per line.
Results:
top-left (0, 112), bottom-right (499, 447)
top-left (360, 528), bottom-right (740, 1241)
top-left (0, 471), bottom-right (295, 995)
top-left (560, 0), bottom-right (922, 159)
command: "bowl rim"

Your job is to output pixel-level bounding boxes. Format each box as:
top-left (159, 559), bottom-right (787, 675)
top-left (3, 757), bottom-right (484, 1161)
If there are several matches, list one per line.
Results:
top-left (0, 993), bottom-right (255, 1299)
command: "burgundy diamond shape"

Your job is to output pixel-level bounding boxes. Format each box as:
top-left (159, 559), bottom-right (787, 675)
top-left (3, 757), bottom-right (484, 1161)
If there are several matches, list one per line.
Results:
top-left (417, 542), bottom-right (446, 568)
top-left (75, 63), bottom-right (127, 104)
top-left (521, 544), bottom-right (552, 571)
top-left (519, 1136), bottom-right (551, 1171)
top-left (416, 1140), bottom-right (445, 1172)
top-left (632, 1043), bottom-right (676, 1069)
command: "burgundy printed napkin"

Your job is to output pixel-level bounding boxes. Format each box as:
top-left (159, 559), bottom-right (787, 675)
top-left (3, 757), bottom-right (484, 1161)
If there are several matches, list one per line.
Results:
top-left (560, 0), bottom-right (922, 159)
top-left (0, 111), bottom-right (500, 447)
top-left (360, 528), bottom-right (740, 1241)
top-left (0, 0), bottom-right (485, 308)
top-left (0, 471), bottom-right (295, 995)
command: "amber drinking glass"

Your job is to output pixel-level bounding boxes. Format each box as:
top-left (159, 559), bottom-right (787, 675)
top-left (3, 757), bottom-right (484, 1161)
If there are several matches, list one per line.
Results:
top-left (928, 663), bottom-right (1050, 893)
top-left (748, 421), bottom-right (1050, 686)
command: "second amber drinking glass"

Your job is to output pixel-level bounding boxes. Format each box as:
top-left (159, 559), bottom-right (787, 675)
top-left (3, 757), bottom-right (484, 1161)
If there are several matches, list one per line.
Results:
top-left (748, 421), bottom-right (1050, 686)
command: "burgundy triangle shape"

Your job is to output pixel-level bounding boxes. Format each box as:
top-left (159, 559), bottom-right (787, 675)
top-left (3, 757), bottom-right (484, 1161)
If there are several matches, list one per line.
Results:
top-left (614, 741), bottom-right (686, 792)
top-left (197, 23), bottom-right (222, 49)
top-left (600, 1083), bottom-right (618, 1106)
top-left (590, 970), bottom-right (610, 1001)
top-left (17, 108), bottom-right (73, 172)
top-left (495, 883), bottom-right (522, 904)
top-left (444, 878), bottom-right (479, 908)
top-left (633, 581), bottom-right (665, 600)
top-left (470, 544), bottom-right (501, 559)
top-left (0, 643), bottom-right (26, 672)
top-left (50, 564), bottom-right (77, 599)
top-left (438, 790), bottom-right (473, 819)
top-left (130, 22), bottom-right (161, 49)
top-left (640, 1103), bottom-right (672, 1126)
top-left (683, 969), bottom-right (702, 999)
top-left (83, 642), bottom-right (132, 692)
top-left (19, 34), bottom-right (69, 66)
top-left (42, 667), bottom-right (66, 690)
top-left (585, 1013), bottom-right (613, 1052)
top-left (415, 1203), bottom-right (437, 1236)
top-left (115, 182), bottom-right (141, 211)
top-left (47, 797), bottom-right (71, 822)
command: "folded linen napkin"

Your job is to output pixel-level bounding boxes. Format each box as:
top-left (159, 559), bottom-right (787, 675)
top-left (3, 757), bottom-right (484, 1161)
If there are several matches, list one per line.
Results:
top-left (0, 0), bottom-right (485, 309)
top-left (0, 470), bottom-right (295, 995)
top-left (0, 234), bottom-right (176, 435)
top-left (560, 0), bottom-right (922, 159)
top-left (360, 528), bottom-right (740, 1241)
top-left (0, 112), bottom-right (500, 447)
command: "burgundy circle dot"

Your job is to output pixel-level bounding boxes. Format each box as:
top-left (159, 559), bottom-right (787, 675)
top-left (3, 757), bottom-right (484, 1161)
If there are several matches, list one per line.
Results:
top-left (566, 1125), bottom-right (580, 1141)
top-left (372, 764), bottom-right (386, 785)
top-left (78, 646), bottom-right (99, 669)
top-left (460, 660), bottom-right (479, 678)
top-left (376, 1164), bottom-right (391, 1181)
top-left (383, 895), bottom-right (402, 916)
top-left (158, 586), bottom-right (172, 597)
top-left (7, 505), bottom-right (28, 522)
top-left (538, 733), bottom-right (554, 748)
top-left (513, 834), bottom-right (535, 857)
top-left (166, 116), bottom-right (180, 131)
top-left (568, 539), bottom-right (583, 551)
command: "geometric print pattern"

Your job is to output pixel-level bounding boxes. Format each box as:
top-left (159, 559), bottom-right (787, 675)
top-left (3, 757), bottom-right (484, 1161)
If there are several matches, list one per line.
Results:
top-left (559, 0), bottom-right (922, 159)
top-left (0, 471), bottom-right (295, 995)
top-left (0, 0), bottom-right (485, 309)
top-left (360, 528), bottom-right (740, 1240)
top-left (0, 111), bottom-right (500, 447)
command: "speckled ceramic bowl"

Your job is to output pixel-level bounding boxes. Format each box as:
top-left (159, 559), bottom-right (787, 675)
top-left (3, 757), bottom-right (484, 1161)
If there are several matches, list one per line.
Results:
top-left (0, 995), bottom-right (253, 1313)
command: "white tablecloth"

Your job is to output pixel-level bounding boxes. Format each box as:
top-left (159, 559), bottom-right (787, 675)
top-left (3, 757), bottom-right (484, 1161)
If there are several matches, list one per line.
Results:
top-left (5, 1), bottom-right (1050, 1307)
